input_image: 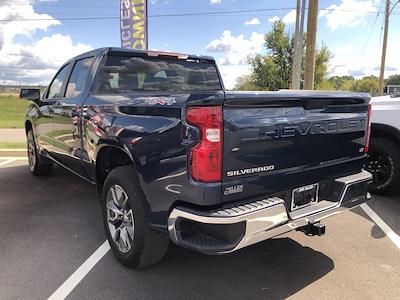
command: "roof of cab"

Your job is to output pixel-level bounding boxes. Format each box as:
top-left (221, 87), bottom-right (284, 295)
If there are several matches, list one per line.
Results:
top-left (108, 47), bottom-right (215, 61)
top-left (74, 47), bottom-right (215, 62)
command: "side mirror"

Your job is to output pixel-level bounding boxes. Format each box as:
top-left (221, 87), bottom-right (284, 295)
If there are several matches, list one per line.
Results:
top-left (20, 88), bottom-right (40, 101)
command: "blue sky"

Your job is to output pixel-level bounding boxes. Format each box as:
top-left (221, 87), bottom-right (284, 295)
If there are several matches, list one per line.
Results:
top-left (1, 0), bottom-right (399, 88)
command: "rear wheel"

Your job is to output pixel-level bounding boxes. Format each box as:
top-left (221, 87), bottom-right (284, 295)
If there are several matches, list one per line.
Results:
top-left (364, 137), bottom-right (400, 195)
top-left (27, 129), bottom-right (53, 176)
top-left (101, 165), bottom-right (169, 268)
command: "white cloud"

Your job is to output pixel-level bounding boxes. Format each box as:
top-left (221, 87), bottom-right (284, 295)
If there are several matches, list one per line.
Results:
top-left (329, 42), bottom-right (400, 79)
top-left (0, 0), bottom-right (92, 85)
top-left (206, 30), bottom-right (265, 88)
top-left (268, 9), bottom-right (296, 25)
top-left (268, 16), bottom-right (280, 23)
top-left (0, 1), bottom-right (60, 49)
top-left (244, 18), bottom-right (260, 26)
top-left (218, 64), bottom-right (252, 90)
top-left (321, 0), bottom-right (379, 31)
top-left (205, 30), bottom-right (264, 65)
top-left (282, 9), bottom-right (297, 24)
top-left (210, 0), bottom-right (221, 4)
top-left (1, 34), bottom-right (92, 85)
top-left (150, 0), bottom-right (169, 4)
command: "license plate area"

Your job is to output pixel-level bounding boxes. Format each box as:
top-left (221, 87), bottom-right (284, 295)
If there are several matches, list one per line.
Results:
top-left (291, 183), bottom-right (319, 211)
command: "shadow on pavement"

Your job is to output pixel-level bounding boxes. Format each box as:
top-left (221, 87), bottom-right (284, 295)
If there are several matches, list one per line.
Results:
top-left (71, 238), bottom-right (335, 300)
top-left (1, 163), bottom-right (335, 299)
top-left (0, 163), bottom-right (105, 300)
top-left (351, 194), bottom-right (400, 240)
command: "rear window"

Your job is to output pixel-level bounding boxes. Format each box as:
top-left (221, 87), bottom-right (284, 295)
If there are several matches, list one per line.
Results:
top-left (95, 55), bottom-right (222, 93)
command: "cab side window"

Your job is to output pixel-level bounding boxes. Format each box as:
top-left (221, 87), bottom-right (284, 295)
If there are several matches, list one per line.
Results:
top-left (47, 64), bottom-right (70, 99)
top-left (65, 57), bottom-right (94, 98)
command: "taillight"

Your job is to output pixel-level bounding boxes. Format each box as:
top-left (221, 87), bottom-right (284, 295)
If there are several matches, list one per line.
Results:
top-left (364, 103), bottom-right (372, 153)
top-left (186, 106), bottom-right (222, 182)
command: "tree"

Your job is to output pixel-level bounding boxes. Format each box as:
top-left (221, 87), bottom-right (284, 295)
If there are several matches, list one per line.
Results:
top-left (314, 44), bottom-right (332, 89)
top-left (316, 79), bottom-right (335, 90)
top-left (340, 78), bottom-right (355, 91)
top-left (234, 20), bottom-right (331, 91)
top-left (385, 74), bottom-right (400, 85)
top-left (351, 75), bottom-right (379, 95)
top-left (327, 75), bottom-right (355, 90)
top-left (233, 75), bottom-right (260, 91)
top-left (326, 75), bottom-right (381, 95)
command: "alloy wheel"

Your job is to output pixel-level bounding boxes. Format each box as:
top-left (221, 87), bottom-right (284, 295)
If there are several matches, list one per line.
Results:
top-left (106, 184), bottom-right (135, 253)
top-left (364, 151), bottom-right (392, 186)
top-left (27, 133), bottom-right (36, 172)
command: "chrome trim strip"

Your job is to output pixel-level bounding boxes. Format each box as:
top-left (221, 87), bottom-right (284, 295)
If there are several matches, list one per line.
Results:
top-left (335, 169), bottom-right (372, 185)
top-left (168, 170), bottom-right (372, 253)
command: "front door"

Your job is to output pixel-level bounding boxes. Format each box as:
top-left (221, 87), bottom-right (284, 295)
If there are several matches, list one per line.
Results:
top-left (49, 56), bottom-right (95, 178)
top-left (37, 63), bottom-right (71, 157)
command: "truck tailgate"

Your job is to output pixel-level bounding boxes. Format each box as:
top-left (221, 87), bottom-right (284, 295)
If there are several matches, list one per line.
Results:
top-left (222, 91), bottom-right (370, 203)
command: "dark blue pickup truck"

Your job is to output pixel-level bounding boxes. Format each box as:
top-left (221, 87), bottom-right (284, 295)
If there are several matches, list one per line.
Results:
top-left (21, 47), bottom-right (372, 268)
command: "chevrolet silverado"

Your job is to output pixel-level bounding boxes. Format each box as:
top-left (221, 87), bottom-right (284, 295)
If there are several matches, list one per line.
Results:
top-left (20, 47), bottom-right (372, 268)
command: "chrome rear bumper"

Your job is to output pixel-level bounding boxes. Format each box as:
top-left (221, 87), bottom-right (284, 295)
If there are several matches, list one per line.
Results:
top-left (168, 170), bottom-right (372, 254)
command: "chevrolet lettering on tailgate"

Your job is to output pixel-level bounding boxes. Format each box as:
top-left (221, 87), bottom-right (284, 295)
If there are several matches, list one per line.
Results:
top-left (259, 118), bottom-right (366, 139)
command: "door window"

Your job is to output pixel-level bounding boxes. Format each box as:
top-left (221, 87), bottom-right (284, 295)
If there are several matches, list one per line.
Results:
top-left (47, 64), bottom-right (70, 99)
top-left (66, 57), bottom-right (94, 98)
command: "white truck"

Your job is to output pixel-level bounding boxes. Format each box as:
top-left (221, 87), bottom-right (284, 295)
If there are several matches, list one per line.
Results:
top-left (366, 95), bottom-right (400, 194)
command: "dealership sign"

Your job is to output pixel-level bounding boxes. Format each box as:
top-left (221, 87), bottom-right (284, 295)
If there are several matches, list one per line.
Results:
top-left (120, 0), bottom-right (148, 50)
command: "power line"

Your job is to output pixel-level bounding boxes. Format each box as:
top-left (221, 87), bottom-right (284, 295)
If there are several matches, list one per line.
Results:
top-left (378, 0), bottom-right (400, 45)
top-left (389, 0), bottom-right (400, 15)
top-left (361, 0), bottom-right (385, 56)
top-left (151, 7), bottom-right (296, 17)
top-left (0, 7), bottom-right (294, 22)
top-left (0, 7), bottom-right (399, 22)
top-left (0, 3), bottom-right (116, 8)
top-left (2, 1), bottom-right (400, 13)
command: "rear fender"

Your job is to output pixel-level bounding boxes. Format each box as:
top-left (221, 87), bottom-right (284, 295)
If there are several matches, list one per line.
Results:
top-left (371, 123), bottom-right (400, 145)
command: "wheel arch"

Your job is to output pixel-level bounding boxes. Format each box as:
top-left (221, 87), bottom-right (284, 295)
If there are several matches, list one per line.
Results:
top-left (95, 144), bottom-right (142, 194)
top-left (371, 123), bottom-right (400, 146)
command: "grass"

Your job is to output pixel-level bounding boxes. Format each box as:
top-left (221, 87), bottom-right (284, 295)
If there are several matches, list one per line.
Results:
top-left (0, 141), bottom-right (26, 149)
top-left (0, 94), bottom-right (29, 128)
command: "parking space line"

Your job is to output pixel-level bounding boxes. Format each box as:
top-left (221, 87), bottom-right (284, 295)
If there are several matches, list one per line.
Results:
top-left (48, 240), bottom-right (110, 300)
top-left (360, 203), bottom-right (400, 251)
top-left (0, 157), bottom-right (27, 160)
top-left (0, 159), bottom-right (16, 166)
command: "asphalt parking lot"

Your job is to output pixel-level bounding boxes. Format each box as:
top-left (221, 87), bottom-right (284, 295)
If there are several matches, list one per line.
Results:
top-left (0, 158), bottom-right (399, 300)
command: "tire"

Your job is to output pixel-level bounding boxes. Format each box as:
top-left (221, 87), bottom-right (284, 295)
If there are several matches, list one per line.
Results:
top-left (27, 129), bottom-right (53, 176)
top-left (365, 137), bottom-right (400, 195)
top-left (101, 165), bottom-right (169, 269)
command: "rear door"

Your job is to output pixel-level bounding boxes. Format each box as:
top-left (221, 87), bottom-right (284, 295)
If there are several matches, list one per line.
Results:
top-left (221, 91), bottom-right (369, 203)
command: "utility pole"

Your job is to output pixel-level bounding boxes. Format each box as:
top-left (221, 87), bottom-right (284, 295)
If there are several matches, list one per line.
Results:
top-left (378, 0), bottom-right (390, 96)
top-left (304, 0), bottom-right (318, 90)
top-left (291, 0), bottom-right (301, 89)
top-left (296, 0), bottom-right (306, 89)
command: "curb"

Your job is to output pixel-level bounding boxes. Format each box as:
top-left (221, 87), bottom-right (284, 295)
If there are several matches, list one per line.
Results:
top-left (0, 149), bottom-right (26, 157)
